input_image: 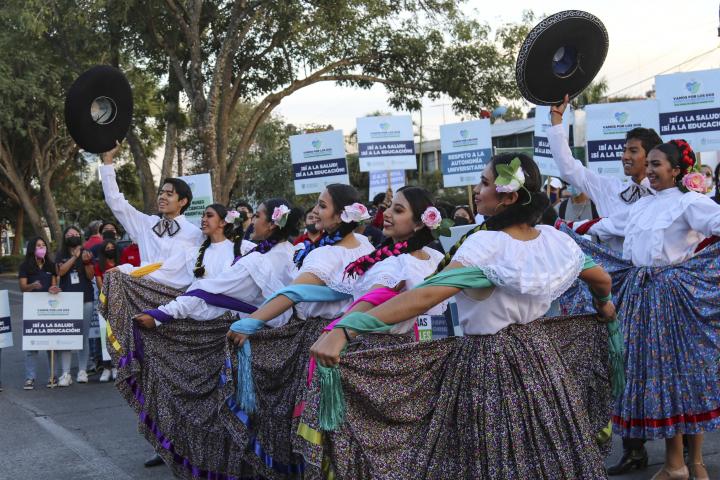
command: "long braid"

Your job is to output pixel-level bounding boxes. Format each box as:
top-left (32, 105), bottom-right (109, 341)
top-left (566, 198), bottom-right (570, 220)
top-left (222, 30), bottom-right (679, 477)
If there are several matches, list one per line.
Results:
top-left (431, 222), bottom-right (487, 274)
top-left (193, 238), bottom-right (212, 278)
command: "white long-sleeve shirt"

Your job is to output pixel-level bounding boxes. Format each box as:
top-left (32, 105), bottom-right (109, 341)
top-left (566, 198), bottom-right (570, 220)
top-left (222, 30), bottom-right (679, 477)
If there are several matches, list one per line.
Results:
top-left (547, 124), bottom-right (653, 251)
top-left (590, 187), bottom-right (720, 267)
top-left (100, 164), bottom-right (204, 287)
top-left (157, 241), bottom-right (296, 327)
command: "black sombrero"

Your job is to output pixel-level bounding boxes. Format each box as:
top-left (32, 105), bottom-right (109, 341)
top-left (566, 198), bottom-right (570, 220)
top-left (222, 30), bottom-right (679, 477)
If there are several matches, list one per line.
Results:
top-left (64, 65), bottom-right (133, 154)
top-left (515, 10), bottom-right (609, 106)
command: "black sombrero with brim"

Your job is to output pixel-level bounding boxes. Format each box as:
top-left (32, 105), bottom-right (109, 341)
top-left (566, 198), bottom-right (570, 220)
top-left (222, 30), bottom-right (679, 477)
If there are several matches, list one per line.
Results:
top-left (64, 65), bottom-right (133, 154)
top-left (515, 10), bottom-right (609, 106)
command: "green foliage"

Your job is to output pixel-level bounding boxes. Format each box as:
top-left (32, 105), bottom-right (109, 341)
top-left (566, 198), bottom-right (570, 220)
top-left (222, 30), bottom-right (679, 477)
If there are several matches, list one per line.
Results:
top-left (0, 254), bottom-right (24, 273)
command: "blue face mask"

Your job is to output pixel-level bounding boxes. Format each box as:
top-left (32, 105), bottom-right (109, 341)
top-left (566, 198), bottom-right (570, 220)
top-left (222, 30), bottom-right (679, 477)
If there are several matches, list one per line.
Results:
top-left (549, 192), bottom-right (558, 204)
top-left (567, 184), bottom-right (581, 197)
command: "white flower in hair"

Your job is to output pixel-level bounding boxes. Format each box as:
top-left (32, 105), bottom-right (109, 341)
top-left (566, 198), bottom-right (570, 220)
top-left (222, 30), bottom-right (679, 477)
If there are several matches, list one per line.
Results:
top-left (340, 202), bottom-right (371, 223)
top-left (421, 206), bottom-right (442, 229)
top-left (224, 210), bottom-right (241, 223)
top-left (271, 204), bottom-right (291, 227)
top-left (494, 157), bottom-right (526, 193)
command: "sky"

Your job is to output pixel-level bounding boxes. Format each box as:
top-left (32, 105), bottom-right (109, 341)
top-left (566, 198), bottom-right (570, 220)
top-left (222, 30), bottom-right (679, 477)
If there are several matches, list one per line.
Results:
top-left (275, 0), bottom-right (720, 140)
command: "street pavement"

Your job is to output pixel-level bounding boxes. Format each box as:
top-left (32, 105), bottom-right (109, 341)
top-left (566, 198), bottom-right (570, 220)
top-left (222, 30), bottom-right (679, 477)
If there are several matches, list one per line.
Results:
top-left (0, 273), bottom-right (719, 479)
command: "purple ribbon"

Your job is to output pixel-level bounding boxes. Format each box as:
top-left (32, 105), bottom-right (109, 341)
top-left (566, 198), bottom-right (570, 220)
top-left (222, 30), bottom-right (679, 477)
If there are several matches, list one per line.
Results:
top-left (143, 308), bottom-right (173, 323)
top-left (184, 289), bottom-right (258, 314)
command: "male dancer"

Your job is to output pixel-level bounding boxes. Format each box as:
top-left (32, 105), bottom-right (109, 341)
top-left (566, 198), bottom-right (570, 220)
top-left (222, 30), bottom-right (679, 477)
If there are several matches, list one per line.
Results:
top-left (550, 96), bottom-right (661, 475)
top-left (100, 143), bottom-right (203, 467)
top-left (549, 94), bottom-right (662, 253)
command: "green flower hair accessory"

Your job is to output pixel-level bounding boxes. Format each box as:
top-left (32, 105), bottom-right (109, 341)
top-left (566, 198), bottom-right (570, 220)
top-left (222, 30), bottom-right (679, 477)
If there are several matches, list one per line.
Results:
top-left (494, 157), bottom-right (531, 205)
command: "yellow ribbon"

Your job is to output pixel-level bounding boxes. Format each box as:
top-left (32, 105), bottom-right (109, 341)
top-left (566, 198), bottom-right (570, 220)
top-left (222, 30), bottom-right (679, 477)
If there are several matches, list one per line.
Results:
top-left (105, 322), bottom-right (123, 353)
top-left (297, 422), bottom-right (323, 446)
top-left (99, 292), bottom-right (106, 305)
top-left (130, 262), bottom-right (163, 277)
top-left (596, 421), bottom-right (613, 445)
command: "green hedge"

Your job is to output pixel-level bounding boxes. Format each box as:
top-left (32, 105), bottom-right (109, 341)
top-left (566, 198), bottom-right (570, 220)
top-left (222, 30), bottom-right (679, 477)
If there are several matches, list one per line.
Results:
top-left (0, 255), bottom-right (25, 273)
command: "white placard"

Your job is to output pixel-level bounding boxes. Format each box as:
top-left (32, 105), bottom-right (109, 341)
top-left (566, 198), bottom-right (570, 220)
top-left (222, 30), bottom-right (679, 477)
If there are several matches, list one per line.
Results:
top-left (0, 290), bottom-right (12, 349)
top-left (656, 68), bottom-right (720, 150)
top-left (357, 115), bottom-right (417, 171)
top-left (440, 120), bottom-right (492, 187)
top-left (22, 292), bottom-right (84, 351)
top-left (368, 170), bottom-right (405, 201)
top-left (290, 130), bottom-right (350, 195)
top-left (534, 106), bottom-right (572, 177)
top-left (98, 313), bottom-right (111, 361)
top-left (177, 173), bottom-right (214, 227)
top-left (585, 100), bottom-right (661, 180)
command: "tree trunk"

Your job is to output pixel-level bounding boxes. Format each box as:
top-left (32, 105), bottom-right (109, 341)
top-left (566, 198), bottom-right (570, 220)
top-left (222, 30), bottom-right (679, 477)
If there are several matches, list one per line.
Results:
top-left (39, 177), bottom-right (63, 243)
top-left (126, 130), bottom-right (157, 213)
top-left (12, 207), bottom-right (23, 255)
top-left (160, 71), bottom-right (181, 181)
top-left (177, 143), bottom-right (183, 176)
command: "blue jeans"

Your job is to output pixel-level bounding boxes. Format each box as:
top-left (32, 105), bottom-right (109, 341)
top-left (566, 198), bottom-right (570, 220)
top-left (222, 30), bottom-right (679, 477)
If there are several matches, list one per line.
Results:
top-left (24, 350), bottom-right (53, 380)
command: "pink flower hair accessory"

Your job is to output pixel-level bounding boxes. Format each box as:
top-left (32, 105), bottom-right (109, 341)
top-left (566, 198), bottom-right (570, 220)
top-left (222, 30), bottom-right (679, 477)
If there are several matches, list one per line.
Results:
top-left (421, 206), bottom-right (442, 229)
top-left (271, 204), bottom-right (291, 227)
top-left (341, 203), bottom-right (371, 223)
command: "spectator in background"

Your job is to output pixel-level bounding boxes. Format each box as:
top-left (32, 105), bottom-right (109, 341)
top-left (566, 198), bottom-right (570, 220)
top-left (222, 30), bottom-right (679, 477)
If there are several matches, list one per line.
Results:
top-left (94, 240), bottom-right (119, 382)
top-left (18, 237), bottom-right (59, 390)
top-left (356, 218), bottom-right (384, 247)
top-left (293, 208), bottom-right (324, 245)
top-left (90, 221), bottom-right (120, 258)
top-left (84, 220), bottom-right (104, 250)
top-left (120, 240), bottom-right (141, 267)
top-left (451, 205), bottom-right (475, 226)
top-left (555, 184), bottom-right (599, 223)
top-left (713, 164), bottom-right (720, 204)
top-left (539, 192), bottom-right (559, 226)
top-left (700, 164), bottom-right (715, 197)
top-left (55, 226), bottom-right (95, 387)
top-left (544, 177), bottom-right (564, 207)
top-left (235, 200), bottom-right (254, 240)
top-left (370, 191), bottom-right (389, 229)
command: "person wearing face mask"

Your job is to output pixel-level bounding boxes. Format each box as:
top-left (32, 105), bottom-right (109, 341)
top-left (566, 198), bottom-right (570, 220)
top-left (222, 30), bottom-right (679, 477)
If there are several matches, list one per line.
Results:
top-left (235, 201), bottom-right (255, 241)
top-left (17, 237), bottom-right (59, 390)
top-left (555, 184), bottom-right (599, 223)
top-left (55, 226), bottom-right (96, 387)
top-left (700, 164), bottom-right (715, 197)
top-left (90, 221), bottom-right (120, 259)
top-left (544, 177), bottom-right (564, 207)
top-left (294, 208), bottom-right (324, 245)
top-left (451, 205), bottom-right (475, 226)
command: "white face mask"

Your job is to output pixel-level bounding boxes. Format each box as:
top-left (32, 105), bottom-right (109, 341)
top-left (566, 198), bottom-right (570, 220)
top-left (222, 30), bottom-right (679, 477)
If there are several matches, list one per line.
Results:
top-left (706, 177), bottom-right (714, 190)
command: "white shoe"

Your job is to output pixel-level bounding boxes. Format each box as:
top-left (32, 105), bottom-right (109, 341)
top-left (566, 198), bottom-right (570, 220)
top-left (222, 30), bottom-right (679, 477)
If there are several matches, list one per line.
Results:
top-left (58, 373), bottom-right (73, 387)
top-left (76, 370), bottom-right (88, 383)
top-left (99, 369), bottom-right (112, 383)
top-left (111, 368), bottom-right (118, 380)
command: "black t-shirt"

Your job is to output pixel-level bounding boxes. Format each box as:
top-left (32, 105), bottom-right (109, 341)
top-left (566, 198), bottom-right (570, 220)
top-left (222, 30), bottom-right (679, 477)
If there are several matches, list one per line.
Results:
top-left (56, 254), bottom-right (94, 302)
top-left (18, 260), bottom-right (55, 292)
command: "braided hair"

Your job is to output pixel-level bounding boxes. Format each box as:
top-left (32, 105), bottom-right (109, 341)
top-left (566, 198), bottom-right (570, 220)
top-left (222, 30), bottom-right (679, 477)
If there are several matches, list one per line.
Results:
top-left (432, 153), bottom-right (547, 273)
top-left (194, 203), bottom-right (242, 278)
top-left (652, 139), bottom-right (696, 186)
top-left (294, 184), bottom-right (362, 268)
top-left (344, 186), bottom-right (436, 278)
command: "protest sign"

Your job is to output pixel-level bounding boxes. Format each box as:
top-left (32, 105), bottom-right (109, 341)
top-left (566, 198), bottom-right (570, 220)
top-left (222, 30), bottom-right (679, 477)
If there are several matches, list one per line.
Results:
top-left (0, 290), bottom-right (12, 349)
top-left (22, 292), bottom-right (84, 351)
top-left (357, 115), bottom-right (416, 171)
top-left (585, 100), bottom-right (660, 179)
top-left (290, 129), bottom-right (350, 195)
top-left (533, 105), bottom-right (572, 177)
top-left (177, 173), bottom-right (213, 227)
top-left (368, 170), bottom-right (405, 201)
top-left (657, 68), bottom-right (720, 150)
top-left (439, 120), bottom-right (492, 187)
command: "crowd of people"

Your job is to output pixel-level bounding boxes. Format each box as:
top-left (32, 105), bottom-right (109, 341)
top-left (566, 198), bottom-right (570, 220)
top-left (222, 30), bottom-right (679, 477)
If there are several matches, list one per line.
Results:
top-left (6, 94), bottom-right (720, 479)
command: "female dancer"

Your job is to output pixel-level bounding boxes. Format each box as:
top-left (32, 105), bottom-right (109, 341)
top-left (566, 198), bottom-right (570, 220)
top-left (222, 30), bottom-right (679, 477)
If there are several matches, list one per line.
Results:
top-left (311, 154), bottom-right (615, 479)
top-left (573, 140), bottom-right (720, 480)
top-left (225, 184), bottom-right (374, 479)
top-left (295, 186), bottom-right (446, 473)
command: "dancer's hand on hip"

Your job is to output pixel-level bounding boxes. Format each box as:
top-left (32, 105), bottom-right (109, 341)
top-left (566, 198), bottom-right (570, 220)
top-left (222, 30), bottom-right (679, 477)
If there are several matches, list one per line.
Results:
top-left (593, 299), bottom-right (616, 323)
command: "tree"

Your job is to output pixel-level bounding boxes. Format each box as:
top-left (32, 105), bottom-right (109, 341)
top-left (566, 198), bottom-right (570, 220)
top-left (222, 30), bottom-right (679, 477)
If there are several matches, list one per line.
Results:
top-left (125, 0), bottom-right (523, 204)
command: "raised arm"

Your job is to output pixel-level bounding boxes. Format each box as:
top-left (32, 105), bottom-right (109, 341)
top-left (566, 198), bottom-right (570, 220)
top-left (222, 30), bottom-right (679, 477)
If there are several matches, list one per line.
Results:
top-left (99, 144), bottom-right (149, 241)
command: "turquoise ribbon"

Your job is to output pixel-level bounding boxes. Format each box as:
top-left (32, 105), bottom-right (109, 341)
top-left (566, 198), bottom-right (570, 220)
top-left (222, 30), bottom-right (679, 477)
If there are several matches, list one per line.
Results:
top-left (228, 318), bottom-right (266, 414)
top-left (263, 284), bottom-right (352, 305)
